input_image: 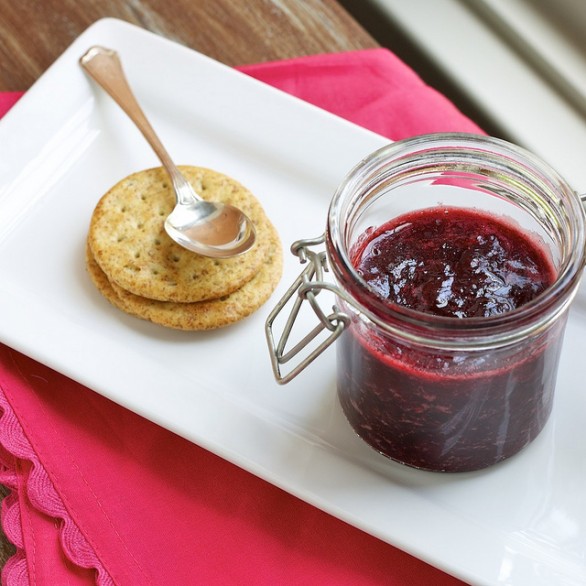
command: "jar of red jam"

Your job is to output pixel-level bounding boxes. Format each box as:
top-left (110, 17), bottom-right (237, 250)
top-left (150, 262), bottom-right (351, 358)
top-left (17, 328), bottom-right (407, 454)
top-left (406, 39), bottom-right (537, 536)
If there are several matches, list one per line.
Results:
top-left (266, 134), bottom-right (586, 472)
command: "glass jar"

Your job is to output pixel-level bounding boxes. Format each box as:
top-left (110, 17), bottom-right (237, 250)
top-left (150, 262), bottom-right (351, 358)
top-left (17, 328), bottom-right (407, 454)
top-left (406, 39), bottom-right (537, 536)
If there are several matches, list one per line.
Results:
top-left (266, 134), bottom-right (586, 472)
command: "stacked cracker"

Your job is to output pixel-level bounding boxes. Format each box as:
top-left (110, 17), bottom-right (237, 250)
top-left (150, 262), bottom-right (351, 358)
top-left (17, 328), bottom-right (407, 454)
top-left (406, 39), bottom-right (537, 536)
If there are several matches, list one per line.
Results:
top-left (86, 166), bottom-right (282, 330)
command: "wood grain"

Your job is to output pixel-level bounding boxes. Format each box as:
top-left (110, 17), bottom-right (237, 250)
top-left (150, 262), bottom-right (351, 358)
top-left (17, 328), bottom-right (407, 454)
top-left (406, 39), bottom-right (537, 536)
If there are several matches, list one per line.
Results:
top-left (0, 0), bottom-right (377, 90)
top-left (0, 0), bottom-right (376, 574)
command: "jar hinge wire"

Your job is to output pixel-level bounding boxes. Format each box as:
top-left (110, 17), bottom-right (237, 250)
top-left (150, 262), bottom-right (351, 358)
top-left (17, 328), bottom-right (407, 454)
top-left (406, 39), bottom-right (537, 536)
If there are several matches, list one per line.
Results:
top-left (265, 234), bottom-right (350, 384)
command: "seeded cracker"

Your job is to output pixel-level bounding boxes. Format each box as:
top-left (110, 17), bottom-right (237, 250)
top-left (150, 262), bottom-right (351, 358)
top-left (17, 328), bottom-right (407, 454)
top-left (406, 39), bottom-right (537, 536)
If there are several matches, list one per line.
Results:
top-left (88, 166), bottom-right (269, 303)
top-left (86, 241), bottom-right (128, 313)
top-left (86, 220), bottom-right (282, 330)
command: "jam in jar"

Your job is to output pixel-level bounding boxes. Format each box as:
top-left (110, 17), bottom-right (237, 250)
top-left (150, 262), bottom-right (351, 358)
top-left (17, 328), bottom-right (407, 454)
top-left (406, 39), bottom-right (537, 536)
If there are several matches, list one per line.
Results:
top-left (338, 206), bottom-right (561, 471)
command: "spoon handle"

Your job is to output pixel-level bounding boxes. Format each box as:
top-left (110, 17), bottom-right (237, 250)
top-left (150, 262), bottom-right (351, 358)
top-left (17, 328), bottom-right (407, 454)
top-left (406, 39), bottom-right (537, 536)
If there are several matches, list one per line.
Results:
top-left (79, 46), bottom-right (199, 205)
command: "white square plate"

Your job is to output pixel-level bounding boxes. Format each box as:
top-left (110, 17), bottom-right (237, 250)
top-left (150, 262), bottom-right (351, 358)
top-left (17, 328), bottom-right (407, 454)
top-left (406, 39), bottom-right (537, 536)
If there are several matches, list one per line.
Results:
top-left (0, 18), bottom-right (584, 586)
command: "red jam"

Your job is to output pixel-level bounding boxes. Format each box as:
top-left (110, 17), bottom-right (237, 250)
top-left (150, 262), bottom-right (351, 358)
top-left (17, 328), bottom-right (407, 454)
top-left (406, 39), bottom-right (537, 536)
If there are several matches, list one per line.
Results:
top-left (337, 207), bottom-right (563, 472)
top-left (352, 207), bottom-right (555, 318)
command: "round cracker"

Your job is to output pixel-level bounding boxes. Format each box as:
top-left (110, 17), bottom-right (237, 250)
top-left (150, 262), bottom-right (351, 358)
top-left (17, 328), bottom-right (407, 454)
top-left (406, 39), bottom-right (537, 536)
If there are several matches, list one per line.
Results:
top-left (86, 222), bottom-right (283, 330)
top-left (88, 166), bottom-right (269, 303)
top-left (86, 241), bottom-right (133, 315)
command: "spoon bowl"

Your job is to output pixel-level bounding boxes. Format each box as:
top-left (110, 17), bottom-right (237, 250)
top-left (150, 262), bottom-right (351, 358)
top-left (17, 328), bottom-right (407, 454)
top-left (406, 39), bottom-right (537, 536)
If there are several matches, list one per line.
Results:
top-left (79, 46), bottom-right (256, 258)
top-left (164, 198), bottom-right (256, 255)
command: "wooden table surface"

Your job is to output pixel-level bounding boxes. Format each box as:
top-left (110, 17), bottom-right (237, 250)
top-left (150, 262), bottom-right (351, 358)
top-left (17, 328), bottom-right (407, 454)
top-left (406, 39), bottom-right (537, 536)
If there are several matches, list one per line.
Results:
top-left (0, 0), bottom-right (377, 572)
top-left (0, 0), bottom-right (376, 91)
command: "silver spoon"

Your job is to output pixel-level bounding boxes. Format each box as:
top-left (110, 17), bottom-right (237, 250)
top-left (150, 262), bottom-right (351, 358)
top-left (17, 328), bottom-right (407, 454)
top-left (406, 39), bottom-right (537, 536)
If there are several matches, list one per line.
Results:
top-left (79, 46), bottom-right (256, 258)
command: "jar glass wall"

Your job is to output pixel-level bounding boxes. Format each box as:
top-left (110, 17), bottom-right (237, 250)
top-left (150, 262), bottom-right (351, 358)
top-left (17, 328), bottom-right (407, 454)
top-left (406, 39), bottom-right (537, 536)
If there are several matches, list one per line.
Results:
top-left (325, 134), bottom-right (585, 472)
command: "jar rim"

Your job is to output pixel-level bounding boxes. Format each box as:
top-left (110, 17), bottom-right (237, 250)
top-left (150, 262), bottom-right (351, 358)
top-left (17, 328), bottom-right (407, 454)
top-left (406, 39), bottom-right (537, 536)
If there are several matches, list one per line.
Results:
top-left (326, 133), bottom-right (586, 342)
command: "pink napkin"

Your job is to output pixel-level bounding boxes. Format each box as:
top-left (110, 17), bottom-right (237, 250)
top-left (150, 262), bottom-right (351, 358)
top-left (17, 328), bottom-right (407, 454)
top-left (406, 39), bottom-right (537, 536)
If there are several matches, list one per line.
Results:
top-left (0, 48), bottom-right (481, 585)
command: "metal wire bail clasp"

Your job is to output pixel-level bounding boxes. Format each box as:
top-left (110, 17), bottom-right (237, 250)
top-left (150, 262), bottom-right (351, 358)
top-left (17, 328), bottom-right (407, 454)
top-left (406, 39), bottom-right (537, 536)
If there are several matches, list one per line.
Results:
top-left (265, 234), bottom-right (350, 384)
